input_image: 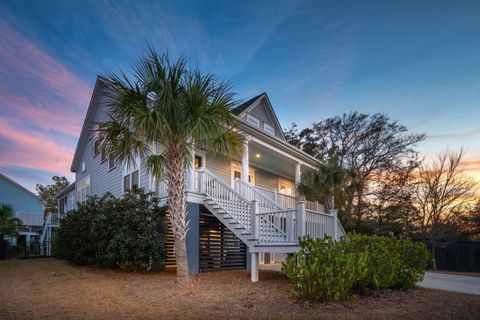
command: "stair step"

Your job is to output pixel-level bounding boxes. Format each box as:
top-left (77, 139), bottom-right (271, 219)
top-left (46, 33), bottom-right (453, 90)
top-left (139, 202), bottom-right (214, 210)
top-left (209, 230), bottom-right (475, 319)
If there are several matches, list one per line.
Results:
top-left (234, 226), bottom-right (245, 230)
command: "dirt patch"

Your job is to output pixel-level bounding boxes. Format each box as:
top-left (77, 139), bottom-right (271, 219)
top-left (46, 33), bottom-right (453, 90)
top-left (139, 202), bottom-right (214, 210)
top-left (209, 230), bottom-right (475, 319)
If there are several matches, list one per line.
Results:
top-left (1, 259), bottom-right (479, 320)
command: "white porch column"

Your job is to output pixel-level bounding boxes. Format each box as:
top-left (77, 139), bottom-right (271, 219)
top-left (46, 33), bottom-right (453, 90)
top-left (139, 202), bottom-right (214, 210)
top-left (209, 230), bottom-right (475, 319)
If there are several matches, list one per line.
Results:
top-left (186, 143), bottom-right (196, 192)
top-left (251, 252), bottom-right (259, 282)
top-left (330, 208), bottom-right (339, 241)
top-left (242, 138), bottom-right (250, 183)
top-left (296, 201), bottom-right (306, 239)
top-left (26, 234), bottom-right (31, 253)
top-left (295, 162), bottom-right (302, 185)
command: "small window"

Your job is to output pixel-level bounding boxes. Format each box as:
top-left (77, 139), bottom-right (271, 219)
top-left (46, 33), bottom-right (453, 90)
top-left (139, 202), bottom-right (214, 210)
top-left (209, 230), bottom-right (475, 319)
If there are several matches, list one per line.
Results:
top-left (81, 161), bottom-right (86, 173)
top-left (264, 124), bottom-right (275, 135)
top-left (194, 155), bottom-right (203, 169)
top-left (131, 170), bottom-right (139, 188)
top-left (123, 175), bottom-right (131, 193)
top-left (101, 148), bottom-right (107, 162)
top-left (108, 155), bottom-right (115, 170)
top-left (93, 140), bottom-right (100, 156)
top-left (247, 114), bottom-right (260, 127)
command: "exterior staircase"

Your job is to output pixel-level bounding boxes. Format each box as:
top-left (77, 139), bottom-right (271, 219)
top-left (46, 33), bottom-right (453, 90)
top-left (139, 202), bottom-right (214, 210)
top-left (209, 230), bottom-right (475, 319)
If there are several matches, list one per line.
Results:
top-left (195, 168), bottom-right (346, 281)
top-left (39, 212), bottom-right (59, 256)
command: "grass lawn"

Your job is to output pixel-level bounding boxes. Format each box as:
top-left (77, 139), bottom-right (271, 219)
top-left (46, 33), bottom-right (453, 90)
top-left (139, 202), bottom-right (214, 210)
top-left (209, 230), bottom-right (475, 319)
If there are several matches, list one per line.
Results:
top-left (1, 259), bottom-right (479, 320)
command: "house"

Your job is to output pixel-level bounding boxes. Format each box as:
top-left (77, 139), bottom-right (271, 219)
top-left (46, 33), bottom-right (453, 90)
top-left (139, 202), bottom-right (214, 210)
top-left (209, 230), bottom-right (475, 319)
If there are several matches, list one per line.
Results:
top-left (54, 77), bottom-right (345, 281)
top-left (0, 172), bottom-right (44, 250)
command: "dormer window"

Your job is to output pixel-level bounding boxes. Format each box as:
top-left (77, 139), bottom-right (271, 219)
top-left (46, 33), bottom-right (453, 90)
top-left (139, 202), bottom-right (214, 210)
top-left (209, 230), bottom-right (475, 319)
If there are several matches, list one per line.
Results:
top-left (247, 114), bottom-right (260, 127)
top-left (264, 124), bottom-right (275, 136)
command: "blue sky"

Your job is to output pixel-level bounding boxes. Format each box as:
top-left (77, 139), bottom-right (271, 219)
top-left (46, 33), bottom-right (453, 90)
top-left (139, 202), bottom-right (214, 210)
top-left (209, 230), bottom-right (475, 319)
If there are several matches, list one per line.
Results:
top-left (1, 0), bottom-right (480, 191)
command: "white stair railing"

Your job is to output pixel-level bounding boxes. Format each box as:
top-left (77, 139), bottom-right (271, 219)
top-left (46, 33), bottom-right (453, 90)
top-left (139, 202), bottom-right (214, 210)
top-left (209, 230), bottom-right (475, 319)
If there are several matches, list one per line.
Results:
top-left (235, 179), bottom-right (283, 212)
top-left (196, 169), bottom-right (252, 230)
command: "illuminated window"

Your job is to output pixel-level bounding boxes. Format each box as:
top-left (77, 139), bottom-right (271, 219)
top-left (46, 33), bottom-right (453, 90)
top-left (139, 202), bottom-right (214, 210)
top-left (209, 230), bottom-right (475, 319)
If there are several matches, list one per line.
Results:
top-left (194, 155), bottom-right (203, 169)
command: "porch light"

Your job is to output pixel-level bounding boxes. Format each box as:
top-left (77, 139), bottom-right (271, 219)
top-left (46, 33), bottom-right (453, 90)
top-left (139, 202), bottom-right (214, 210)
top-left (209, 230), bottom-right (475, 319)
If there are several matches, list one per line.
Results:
top-left (255, 153), bottom-right (261, 158)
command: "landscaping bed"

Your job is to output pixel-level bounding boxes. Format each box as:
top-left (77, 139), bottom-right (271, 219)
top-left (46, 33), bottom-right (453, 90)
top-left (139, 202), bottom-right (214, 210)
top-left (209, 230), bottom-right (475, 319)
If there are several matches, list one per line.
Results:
top-left (1, 259), bottom-right (479, 320)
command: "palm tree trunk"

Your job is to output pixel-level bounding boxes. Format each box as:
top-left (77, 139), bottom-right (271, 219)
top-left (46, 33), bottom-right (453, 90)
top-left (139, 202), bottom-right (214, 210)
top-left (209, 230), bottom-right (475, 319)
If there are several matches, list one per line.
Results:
top-left (166, 144), bottom-right (190, 282)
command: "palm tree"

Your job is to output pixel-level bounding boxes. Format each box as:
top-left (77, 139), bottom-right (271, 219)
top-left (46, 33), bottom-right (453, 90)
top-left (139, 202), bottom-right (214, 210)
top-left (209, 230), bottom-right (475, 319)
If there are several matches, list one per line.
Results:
top-left (0, 204), bottom-right (22, 236)
top-left (98, 48), bottom-right (245, 281)
top-left (298, 161), bottom-right (346, 212)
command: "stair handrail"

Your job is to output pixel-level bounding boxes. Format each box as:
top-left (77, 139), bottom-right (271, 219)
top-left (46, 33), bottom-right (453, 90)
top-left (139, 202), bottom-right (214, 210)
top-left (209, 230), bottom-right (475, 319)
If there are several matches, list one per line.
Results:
top-left (234, 179), bottom-right (283, 212)
top-left (196, 168), bottom-right (252, 230)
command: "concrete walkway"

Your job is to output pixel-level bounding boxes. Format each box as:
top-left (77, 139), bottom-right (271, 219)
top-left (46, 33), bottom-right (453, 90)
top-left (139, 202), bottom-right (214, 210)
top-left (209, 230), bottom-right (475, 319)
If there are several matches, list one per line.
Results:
top-left (419, 272), bottom-right (480, 295)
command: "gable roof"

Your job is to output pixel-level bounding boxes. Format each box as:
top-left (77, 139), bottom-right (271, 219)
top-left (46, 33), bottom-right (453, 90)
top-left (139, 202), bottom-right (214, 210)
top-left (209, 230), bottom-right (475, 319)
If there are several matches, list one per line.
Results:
top-left (0, 172), bottom-right (42, 202)
top-left (232, 93), bottom-right (286, 141)
top-left (70, 76), bottom-right (108, 172)
top-left (231, 93), bottom-right (265, 115)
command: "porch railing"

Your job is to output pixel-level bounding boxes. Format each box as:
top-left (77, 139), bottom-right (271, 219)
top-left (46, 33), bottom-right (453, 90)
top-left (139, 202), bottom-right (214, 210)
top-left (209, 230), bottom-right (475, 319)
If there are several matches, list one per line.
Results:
top-left (234, 179), bottom-right (283, 213)
top-left (196, 169), bottom-right (252, 230)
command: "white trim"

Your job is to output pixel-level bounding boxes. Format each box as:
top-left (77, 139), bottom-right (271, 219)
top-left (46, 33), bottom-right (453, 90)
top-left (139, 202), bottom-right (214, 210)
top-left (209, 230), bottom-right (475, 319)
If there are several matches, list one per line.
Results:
top-left (263, 123), bottom-right (275, 136)
top-left (122, 156), bottom-right (141, 194)
top-left (246, 114), bottom-right (260, 127)
top-left (231, 163), bottom-right (255, 187)
top-left (250, 135), bottom-right (315, 169)
top-left (238, 93), bottom-right (286, 141)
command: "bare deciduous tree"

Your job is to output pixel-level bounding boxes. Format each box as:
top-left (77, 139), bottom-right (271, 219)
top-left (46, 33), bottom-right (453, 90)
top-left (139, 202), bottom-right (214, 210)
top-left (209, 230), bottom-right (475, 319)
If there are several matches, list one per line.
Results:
top-left (413, 148), bottom-right (478, 269)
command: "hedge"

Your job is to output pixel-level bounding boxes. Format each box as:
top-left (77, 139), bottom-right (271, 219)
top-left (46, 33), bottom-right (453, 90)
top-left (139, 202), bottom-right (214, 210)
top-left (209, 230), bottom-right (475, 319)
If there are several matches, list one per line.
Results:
top-left (53, 188), bottom-right (167, 271)
top-left (282, 234), bottom-right (430, 302)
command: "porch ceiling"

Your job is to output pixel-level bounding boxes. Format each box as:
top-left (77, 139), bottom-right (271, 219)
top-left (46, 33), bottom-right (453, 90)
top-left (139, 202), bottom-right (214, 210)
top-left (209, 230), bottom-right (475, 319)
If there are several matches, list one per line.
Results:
top-left (249, 141), bottom-right (304, 179)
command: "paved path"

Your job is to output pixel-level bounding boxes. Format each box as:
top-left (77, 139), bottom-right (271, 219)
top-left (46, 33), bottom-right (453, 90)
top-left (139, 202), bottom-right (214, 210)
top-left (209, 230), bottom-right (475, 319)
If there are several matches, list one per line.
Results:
top-left (419, 272), bottom-right (480, 295)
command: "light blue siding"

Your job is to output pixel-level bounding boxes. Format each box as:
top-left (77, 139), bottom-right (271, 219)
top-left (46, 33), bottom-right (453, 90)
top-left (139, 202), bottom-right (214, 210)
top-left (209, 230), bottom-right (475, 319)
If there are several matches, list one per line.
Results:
top-left (0, 174), bottom-right (43, 214)
top-left (245, 102), bottom-right (284, 139)
top-left (75, 94), bottom-right (151, 198)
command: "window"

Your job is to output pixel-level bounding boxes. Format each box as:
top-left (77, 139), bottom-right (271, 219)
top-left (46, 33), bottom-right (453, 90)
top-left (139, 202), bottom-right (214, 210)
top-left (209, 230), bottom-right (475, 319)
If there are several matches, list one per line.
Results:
top-left (76, 176), bottom-right (90, 203)
top-left (194, 155), bottom-right (203, 169)
top-left (231, 165), bottom-right (254, 186)
top-left (279, 183), bottom-right (294, 196)
top-left (123, 169), bottom-right (139, 193)
top-left (247, 114), bottom-right (260, 127)
top-left (264, 124), bottom-right (275, 135)
top-left (81, 161), bottom-right (86, 173)
top-left (93, 140), bottom-right (100, 156)
top-left (123, 156), bottom-right (140, 193)
top-left (108, 154), bottom-right (115, 170)
top-left (101, 148), bottom-right (107, 163)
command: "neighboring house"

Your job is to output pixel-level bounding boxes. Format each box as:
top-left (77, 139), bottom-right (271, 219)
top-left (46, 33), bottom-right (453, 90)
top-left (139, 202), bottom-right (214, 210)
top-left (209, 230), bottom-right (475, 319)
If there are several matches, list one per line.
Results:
top-left (57, 77), bottom-right (345, 281)
top-left (0, 172), bottom-right (44, 249)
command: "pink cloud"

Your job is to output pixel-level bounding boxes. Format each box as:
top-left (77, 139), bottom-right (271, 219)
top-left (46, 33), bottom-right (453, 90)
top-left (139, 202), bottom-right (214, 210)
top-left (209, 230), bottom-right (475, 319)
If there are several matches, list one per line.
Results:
top-left (0, 21), bottom-right (91, 106)
top-left (0, 22), bottom-right (92, 178)
top-left (0, 119), bottom-right (74, 174)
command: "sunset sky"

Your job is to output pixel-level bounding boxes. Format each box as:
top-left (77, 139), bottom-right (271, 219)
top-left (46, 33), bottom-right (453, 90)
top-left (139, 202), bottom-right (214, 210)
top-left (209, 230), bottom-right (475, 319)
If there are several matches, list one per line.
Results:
top-left (1, 0), bottom-right (480, 192)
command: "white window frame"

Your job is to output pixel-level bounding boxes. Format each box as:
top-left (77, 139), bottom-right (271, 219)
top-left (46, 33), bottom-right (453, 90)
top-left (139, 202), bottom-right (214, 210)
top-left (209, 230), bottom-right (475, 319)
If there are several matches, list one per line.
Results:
top-left (81, 161), bottom-right (86, 173)
top-left (264, 123), bottom-right (275, 135)
top-left (108, 154), bottom-right (116, 171)
top-left (122, 156), bottom-right (141, 194)
top-left (231, 164), bottom-right (255, 187)
top-left (76, 176), bottom-right (90, 204)
top-left (246, 114), bottom-right (260, 127)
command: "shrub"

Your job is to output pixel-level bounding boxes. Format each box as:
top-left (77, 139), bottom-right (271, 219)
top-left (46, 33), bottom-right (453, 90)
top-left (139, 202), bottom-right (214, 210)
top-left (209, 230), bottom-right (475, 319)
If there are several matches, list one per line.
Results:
top-left (282, 235), bottom-right (430, 302)
top-left (6, 244), bottom-right (24, 258)
top-left (55, 188), bottom-right (167, 271)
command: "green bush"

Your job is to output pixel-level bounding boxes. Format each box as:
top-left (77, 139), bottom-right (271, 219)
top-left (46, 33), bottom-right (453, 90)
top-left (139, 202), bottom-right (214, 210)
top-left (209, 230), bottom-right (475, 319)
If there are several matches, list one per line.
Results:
top-left (6, 244), bottom-right (24, 258)
top-left (54, 188), bottom-right (167, 271)
top-left (282, 234), bottom-right (430, 302)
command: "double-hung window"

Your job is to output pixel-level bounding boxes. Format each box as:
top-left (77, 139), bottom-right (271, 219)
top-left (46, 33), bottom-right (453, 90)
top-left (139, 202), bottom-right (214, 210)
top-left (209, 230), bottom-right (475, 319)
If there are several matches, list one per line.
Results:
top-left (123, 156), bottom-right (140, 193)
top-left (76, 176), bottom-right (90, 204)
